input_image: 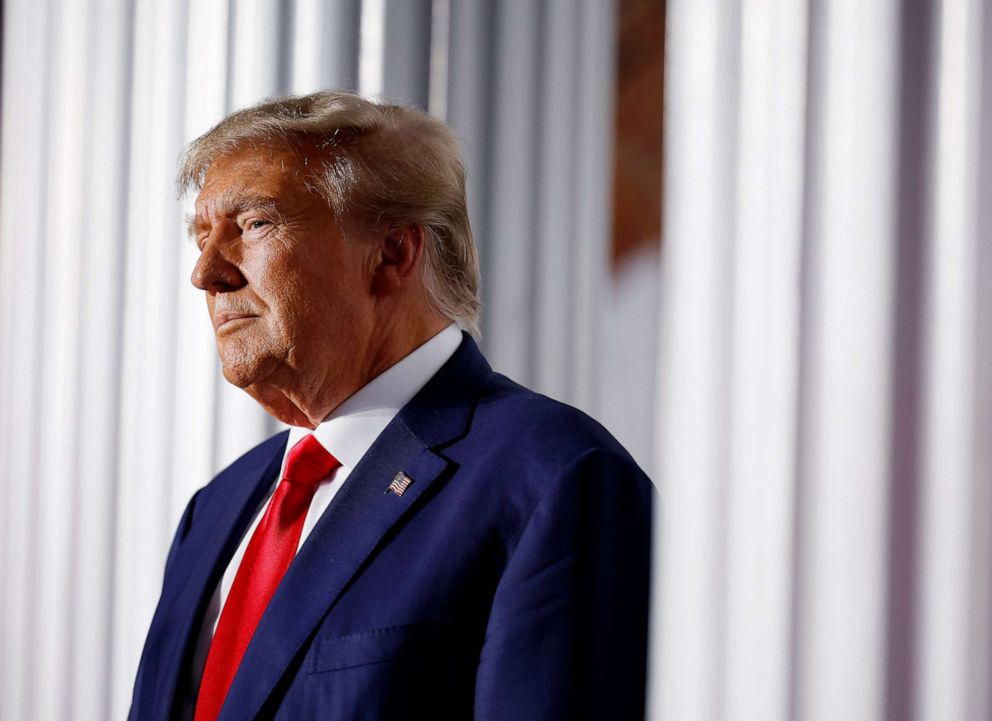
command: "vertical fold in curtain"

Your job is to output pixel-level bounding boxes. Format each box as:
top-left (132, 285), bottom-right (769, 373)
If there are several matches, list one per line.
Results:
top-left (112, 0), bottom-right (192, 716)
top-left (653, 1), bottom-right (992, 720)
top-left (0, 2), bottom-right (55, 719)
top-left (917, 0), bottom-right (989, 719)
top-left (969, 9), bottom-right (992, 721)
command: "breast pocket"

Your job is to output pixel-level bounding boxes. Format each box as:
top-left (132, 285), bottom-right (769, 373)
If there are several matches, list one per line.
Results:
top-left (308, 622), bottom-right (443, 674)
top-left (288, 622), bottom-right (474, 721)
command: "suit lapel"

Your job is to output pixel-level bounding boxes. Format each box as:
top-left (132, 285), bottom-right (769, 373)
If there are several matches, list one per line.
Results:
top-left (218, 422), bottom-right (446, 721)
top-left (148, 433), bottom-right (288, 721)
top-left (218, 335), bottom-right (493, 721)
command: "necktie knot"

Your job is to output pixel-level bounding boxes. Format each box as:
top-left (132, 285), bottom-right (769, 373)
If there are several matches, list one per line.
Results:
top-left (282, 434), bottom-right (339, 486)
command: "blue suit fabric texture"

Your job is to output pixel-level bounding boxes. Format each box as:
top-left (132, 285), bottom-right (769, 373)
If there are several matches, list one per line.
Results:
top-left (130, 333), bottom-right (654, 721)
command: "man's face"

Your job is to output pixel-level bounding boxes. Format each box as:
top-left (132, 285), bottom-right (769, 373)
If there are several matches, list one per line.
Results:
top-left (190, 144), bottom-right (376, 420)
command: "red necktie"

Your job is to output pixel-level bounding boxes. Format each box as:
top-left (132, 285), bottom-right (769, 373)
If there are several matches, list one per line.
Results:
top-left (194, 434), bottom-right (340, 721)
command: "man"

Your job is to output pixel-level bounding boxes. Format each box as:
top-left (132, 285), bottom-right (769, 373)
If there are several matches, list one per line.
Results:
top-left (130, 90), bottom-right (652, 721)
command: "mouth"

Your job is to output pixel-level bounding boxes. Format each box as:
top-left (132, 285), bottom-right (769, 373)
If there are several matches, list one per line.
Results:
top-left (213, 311), bottom-right (259, 332)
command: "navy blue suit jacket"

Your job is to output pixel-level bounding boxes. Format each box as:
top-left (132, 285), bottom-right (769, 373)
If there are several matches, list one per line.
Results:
top-left (130, 334), bottom-right (653, 720)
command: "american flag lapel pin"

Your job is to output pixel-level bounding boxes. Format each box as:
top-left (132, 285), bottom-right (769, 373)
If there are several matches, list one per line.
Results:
top-left (386, 471), bottom-right (414, 497)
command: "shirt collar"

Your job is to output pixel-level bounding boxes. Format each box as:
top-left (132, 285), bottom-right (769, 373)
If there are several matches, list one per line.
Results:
top-left (284, 323), bottom-right (463, 470)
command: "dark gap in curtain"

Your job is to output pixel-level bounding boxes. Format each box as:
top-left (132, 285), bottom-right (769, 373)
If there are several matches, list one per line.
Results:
top-left (277, 0), bottom-right (293, 95)
top-left (523, 0), bottom-right (548, 389)
top-left (473, 0), bottom-right (498, 346)
top-left (884, 2), bottom-right (937, 720)
top-left (788, 0), bottom-right (825, 717)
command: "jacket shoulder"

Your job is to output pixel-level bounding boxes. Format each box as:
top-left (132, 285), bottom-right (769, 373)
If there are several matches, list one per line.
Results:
top-left (194, 430), bottom-right (288, 510)
top-left (483, 373), bottom-right (632, 447)
top-left (464, 372), bottom-right (648, 484)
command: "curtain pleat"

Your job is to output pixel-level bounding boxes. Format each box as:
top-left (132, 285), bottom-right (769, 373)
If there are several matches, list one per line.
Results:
top-left (653, 1), bottom-right (992, 720)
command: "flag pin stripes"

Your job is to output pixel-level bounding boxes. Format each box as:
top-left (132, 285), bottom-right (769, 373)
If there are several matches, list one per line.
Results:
top-left (386, 471), bottom-right (413, 497)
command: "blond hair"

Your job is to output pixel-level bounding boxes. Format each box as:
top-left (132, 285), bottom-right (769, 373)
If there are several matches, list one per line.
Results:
top-left (178, 91), bottom-right (481, 337)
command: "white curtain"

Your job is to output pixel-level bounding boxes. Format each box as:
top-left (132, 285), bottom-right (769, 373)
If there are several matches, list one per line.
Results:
top-left (652, 1), bottom-right (992, 720)
top-left (0, 1), bottom-right (620, 719)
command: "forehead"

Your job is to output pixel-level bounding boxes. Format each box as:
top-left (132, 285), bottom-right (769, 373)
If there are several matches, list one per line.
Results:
top-left (194, 144), bottom-right (312, 213)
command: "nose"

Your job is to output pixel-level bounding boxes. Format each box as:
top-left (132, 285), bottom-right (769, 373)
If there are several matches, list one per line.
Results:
top-left (191, 237), bottom-right (246, 292)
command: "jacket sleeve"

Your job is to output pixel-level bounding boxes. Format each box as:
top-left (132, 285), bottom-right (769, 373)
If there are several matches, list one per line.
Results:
top-left (473, 448), bottom-right (654, 721)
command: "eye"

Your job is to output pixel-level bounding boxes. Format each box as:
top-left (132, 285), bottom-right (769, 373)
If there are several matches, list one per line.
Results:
top-left (245, 219), bottom-right (271, 232)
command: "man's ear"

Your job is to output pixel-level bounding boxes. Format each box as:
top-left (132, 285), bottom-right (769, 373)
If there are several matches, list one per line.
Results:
top-left (370, 224), bottom-right (425, 297)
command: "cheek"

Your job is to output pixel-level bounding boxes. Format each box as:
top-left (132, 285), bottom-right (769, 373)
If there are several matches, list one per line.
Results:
top-left (248, 239), bottom-right (370, 331)
top-left (261, 273), bottom-right (325, 340)
top-left (243, 252), bottom-right (307, 312)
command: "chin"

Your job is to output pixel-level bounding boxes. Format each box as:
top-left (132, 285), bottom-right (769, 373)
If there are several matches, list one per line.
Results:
top-left (219, 351), bottom-right (281, 390)
top-left (217, 334), bottom-right (284, 387)
top-left (220, 363), bottom-right (258, 389)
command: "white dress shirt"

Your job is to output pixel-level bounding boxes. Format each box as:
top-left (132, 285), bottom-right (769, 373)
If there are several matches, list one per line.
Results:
top-left (184, 323), bottom-right (462, 713)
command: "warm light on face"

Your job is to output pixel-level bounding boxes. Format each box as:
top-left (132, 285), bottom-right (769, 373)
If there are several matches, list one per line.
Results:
top-left (190, 145), bottom-right (377, 410)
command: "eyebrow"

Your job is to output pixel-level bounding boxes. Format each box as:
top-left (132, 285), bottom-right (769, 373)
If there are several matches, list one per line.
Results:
top-left (186, 191), bottom-right (286, 239)
top-left (185, 213), bottom-right (204, 240)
